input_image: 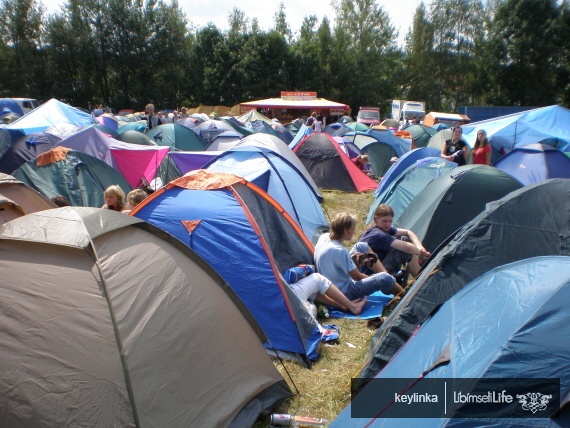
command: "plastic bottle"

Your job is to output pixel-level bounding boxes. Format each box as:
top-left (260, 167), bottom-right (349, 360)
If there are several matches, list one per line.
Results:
top-left (316, 305), bottom-right (330, 318)
top-left (270, 413), bottom-right (328, 427)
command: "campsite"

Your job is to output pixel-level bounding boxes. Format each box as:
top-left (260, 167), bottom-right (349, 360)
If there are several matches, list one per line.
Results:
top-left (0, 96), bottom-right (569, 427)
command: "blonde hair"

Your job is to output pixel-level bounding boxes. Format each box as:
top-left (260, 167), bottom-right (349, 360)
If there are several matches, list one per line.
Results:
top-left (359, 155), bottom-right (369, 162)
top-left (329, 213), bottom-right (357, 240)
top-left (104, 185), bottom-right (126, 210)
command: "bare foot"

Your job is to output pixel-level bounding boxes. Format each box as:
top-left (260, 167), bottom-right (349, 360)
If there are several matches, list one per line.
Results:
top-left (349, 296), bottom-right (368, 315)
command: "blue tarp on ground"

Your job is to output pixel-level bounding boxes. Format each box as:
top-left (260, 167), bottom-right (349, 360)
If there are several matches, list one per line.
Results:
top-left (462, 105), bottom-right (570, 162)
top-left (493, 143), bottom-right (570, 185)
top-left (332, 256), bottom-right (570, 427)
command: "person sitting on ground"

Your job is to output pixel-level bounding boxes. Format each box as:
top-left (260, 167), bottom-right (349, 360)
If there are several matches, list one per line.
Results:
top-left (314, 213), bottom-right (404, 301)
top-left (122, 188), bottom-right (149, 214)
top-left (442, 126), bottom-right (469, 166)
top-left (352, 154), bottom-right (374, 177)
top-left (101, 185), bottom-right (131, 212)
top-left (288, 272), bottom-right (368, 316)
top-left (51, 194), bottom-right (70, 207)
top-left (360, 204), bottom-right (430, 278)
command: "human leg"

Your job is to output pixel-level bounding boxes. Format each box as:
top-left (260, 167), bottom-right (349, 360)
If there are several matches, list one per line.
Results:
top-left (345, 272), bottom-right (396, 300)
top-left (317, 283), bottom-right (367, 315)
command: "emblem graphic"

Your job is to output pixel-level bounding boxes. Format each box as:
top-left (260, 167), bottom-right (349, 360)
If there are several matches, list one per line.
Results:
top-left (516, 392), bottom-right (552, 413)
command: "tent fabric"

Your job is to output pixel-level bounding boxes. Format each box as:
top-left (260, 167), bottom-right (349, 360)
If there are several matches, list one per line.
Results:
top-left (237, 109), bottom-right (273, 124)
top-left (205, 131), bottom-right (243, 151)
top-left (193, 120), bottom-right (238, 143)
top-left (146, 123), bottom-right (208, 151)
top-left (344, 130), bottom-right (410, 177)
top-left (115, 130), bottom-right (156, 145)
top-left (396, 164), bottom-right (523, 253)
top-left (334, 256), bottom-right (570, 427)
top-left (373, 147), bottom-right (442, 198)
top-left (405, 124), bottom-right (438, 148)
top-left (0, 98), bottom-right (24, 116)
top-left (293, 133), bottom-right (378, 192)
top-left (131, 170), bottom-right (323, 364)
top-left (56, 126), bottom-right (169, 188)
top-left (0, 132), bottom-right (61, 174)
top-left (0, 207), bottom-right (291, 427)
top-left (493, 143), bottom-right (570, 185)
top-left (203, 146), bottom-right (329, 244)
top-left (170, 151), bottom-right (222, 174)
top-left (12, 149), bottom-right (132, 207)
top-left (288, 124), bottom-right (313, 150)
top-left (0, 195), bottom-right (25, 224)
top-left (0, 173), bottom-right (56, 218)
top-left (5, 98), bottom-right (93, 135)
top-left (322, 122), bottom-right (352, 137)
top-left (357, 179), bottom-right (570, 385)
top-left (461, 105), bottom-right (570, 161)
top-left (366, 157), bottom-right (457, 225)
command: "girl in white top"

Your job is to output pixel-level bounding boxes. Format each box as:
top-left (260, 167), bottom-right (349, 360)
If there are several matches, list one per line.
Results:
top-left (312, 115), bottom-right (323, 132)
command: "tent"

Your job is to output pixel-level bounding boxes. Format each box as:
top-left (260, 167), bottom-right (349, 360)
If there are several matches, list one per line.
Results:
top-left (193, 120), bottom-right (238, 143)
top-left (493, 143), bottom-right (570, 185)
top-left (115, 130), bottom-right (156, 145)
top-left (366, 157), bottom-right (457, 225)
top-left (0, 132), bottom-right (61, 174)
top-left (0, 98), bottom-right (24, 116)
top-left (397, 164), bottom-right (523, 252)
top-left (461, 105), bottom-right (570, 161)
top-left (426, 128), bottom-right (452, 152)
top-left (230, 133), bottom-right (322, 200)
top-left (0, 173), bottom-right (56, 224)
top-left (205, 130), bottom-right (243, 151)
top-left (334, 256), bottom-right (570, 427)
top-left (116, 121), bottom-right (146, 134)
top-left (12, 147), bottom-right (132, 207)
top-left (131, 170), bottom-right (323, 364)
top-left (170, 151), bottom-right (222, 174)
top-left (288, 124), bottom-right (313, 150)
top-left (0, 207), bottom-right (291, 427)
top-left (356, 179), bottom-right (570, 385)
top-left (422, 111), bottom-right (470, 127)
top-left (204, 146), bottom-right (329, 244)
top-left (344, 130), bottom-right (410, 177)
top-left (322, 122), bottom-right (352, 137)
top-left (237, 109), bottom-right (273, 124)
top-left (56, 127), bottom-right (169, 188)
top-left (373, 147), bottom-right (442, 198)
top-left (405, 124), bottom-right (438, 148)
top-left (4, 98), bottom-right (93, 135)
top-left (146, 123), bottom-right (208, 151)
top-left (293, 133), bottom-right (378, 192)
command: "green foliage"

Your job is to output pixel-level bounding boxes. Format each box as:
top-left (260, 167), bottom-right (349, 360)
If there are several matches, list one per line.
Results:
top-left (0, 0), bottom-right (569, 111)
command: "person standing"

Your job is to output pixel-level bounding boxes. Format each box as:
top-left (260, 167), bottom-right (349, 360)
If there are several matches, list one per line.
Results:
top-left (143, 103), bottom-right (160, 131)
top-left (472, 129), bottom-right (492, 165)
top-left (441, 126), bottom-right (469, 166)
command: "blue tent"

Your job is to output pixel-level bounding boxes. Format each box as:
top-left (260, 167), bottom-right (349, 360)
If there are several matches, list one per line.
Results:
top-left (461, 105), bottom-right (570, 162)
top-left (204, 145), bottom-right (329, 244)
top-left (0, 132), bottom-right (61, 174)
top-left (0, 98), bottom-right (24, 116)
top-left (493, 143), bottom-right (570, 185)
top-left (131, 170), bottom-right (323, 365)
top-left (373, 147), bottom-right (442, 198)
top-left (288, 124), bottom-right (313, 150)
top-left (366, 157), bottom-right (457, 225)
top-left (5, 98), bottom-right (93, 135)
top-left (332, 256), bottom-right (570, 427)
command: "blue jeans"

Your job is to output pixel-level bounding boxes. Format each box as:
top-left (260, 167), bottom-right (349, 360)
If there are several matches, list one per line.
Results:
top-left (346, 242), bottom-right (395, 299)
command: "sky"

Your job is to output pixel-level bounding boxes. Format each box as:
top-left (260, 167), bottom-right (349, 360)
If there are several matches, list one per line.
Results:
top-left (45, 0), bottom-right (426, 47)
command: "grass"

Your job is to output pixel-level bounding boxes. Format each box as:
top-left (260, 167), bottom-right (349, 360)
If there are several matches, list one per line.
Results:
top-left (255, 189), bottom-right (381, 426)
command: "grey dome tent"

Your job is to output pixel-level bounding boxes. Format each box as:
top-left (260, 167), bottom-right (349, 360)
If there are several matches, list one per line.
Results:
top-left (0, 207), bottom-right (291, 427)
top-left (356, 179), bottom-right (570, 387)
top-left (0, 173), bottom-right (56, 222)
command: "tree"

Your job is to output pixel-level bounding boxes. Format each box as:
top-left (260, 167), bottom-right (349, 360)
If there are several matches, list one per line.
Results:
top-left (274, 2), bottom-right (292, 44)
top-left (489, 0), bottom-right (565, 105)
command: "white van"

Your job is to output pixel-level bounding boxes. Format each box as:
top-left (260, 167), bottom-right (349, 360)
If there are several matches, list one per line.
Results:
top-left (12, 98), bottom-right (38, 113)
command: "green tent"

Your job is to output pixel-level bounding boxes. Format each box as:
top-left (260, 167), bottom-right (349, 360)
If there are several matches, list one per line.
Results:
top-left (115, 130), bottom-right (156, 146)
top-left (146, 124), bottom-right (207, 151)
top-left (397, 164), bottom-right (523, 252)
top-left (12, 149), bottom-right (132, 207)
top-left (406, 124), bottom-right (437, 148)
top-left (346, 121), bottom-right (370, 132)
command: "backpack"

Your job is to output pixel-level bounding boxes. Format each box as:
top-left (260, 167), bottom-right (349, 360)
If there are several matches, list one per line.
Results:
top-left (283, 264), bottom-right (316, 284)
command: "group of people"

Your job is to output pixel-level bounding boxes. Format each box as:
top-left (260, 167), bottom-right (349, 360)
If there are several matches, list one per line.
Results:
top-left (441, 126), bottom-right (492, 166)
top-left (306, 112), bottom-right (326, 132)
top-left (101, 185), bottom-right (149, 214)
top-left (289, 204), bottom-right (431, 319)
top-left (141, 103), bottom-right (191, 131)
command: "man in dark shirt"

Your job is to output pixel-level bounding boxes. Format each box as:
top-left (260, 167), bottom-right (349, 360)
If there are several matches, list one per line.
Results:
top-left (442, 126), bottom-right (470, 166)
top-left (360, 204), bottom-right (430, 277)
